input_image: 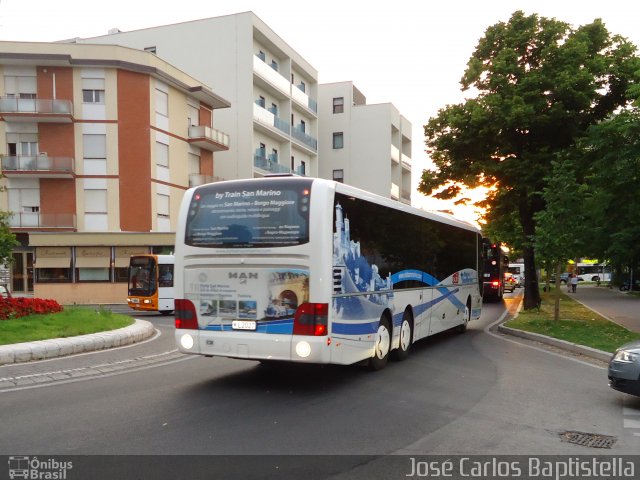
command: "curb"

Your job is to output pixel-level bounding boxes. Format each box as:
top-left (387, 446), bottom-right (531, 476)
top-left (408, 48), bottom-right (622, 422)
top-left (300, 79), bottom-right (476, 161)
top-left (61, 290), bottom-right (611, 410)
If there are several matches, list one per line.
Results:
top-left (0, 319), bottom-right (156, 366)
top-left (497, 323), bottom-right (612, 362)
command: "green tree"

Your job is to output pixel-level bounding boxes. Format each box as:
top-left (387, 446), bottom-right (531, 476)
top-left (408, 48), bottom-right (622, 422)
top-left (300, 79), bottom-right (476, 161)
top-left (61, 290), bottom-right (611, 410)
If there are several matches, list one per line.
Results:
top-left (0, 211), bottom-right (18, 267)
top-left (419, 11), bottom-right (640, 309)
top-left (579, 108), bottom-right (640, 279)
top-left (534, 158), bottom-right (589, 319)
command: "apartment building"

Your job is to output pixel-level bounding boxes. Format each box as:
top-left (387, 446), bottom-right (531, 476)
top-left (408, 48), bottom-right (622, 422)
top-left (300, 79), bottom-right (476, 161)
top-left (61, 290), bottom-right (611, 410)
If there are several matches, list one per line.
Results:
top-left (318, 81), bottom-right (412, 204)
top-left (74, 11), bottom-right (319, 181)
top-left (0, 41), bottom-right (230, 303)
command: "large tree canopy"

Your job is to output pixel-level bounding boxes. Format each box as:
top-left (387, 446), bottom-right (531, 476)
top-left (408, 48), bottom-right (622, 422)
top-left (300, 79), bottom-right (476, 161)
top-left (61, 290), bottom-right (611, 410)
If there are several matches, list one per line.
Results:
top-left (419, 10), bottom-right (640, 309)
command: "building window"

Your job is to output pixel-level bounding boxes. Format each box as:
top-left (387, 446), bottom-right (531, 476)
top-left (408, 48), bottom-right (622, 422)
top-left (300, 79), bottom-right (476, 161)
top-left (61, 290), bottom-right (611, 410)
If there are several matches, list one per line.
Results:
top-left (299, 81), bottom-right (306, 93)
top-left (257, 50), bottom-right (266, 62)
top-left (82, 89), bottom-right (105, 103)
top-left (333, 169), bottom-right (344, 183)
top-left (155, 88), bottom-right (168, 116)
top-left (271, 60), bottom-right (278, 71)
top-left (333, 132), bottom-right (344, 149)
top-left (333, 97), bottom-right (344, 114)
top-left (85, 189), bottom-right (107, 214)
top-left (256, 96), bottom-right (266, 108)
top-left (155, 142), bottom-right (169, 168)
top-left (157, 193), bottom-right (170, 218)
top-left (37, 268), bottom-right (72, 283)
top-left (300, 120), bottom-right (306, 133)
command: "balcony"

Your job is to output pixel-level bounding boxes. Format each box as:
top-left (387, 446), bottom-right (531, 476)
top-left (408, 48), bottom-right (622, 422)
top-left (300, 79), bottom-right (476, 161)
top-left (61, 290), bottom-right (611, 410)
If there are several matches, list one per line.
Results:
top-left (0, 97), bottom-right (73, 123)
top-left (189, 174), bottom-right (224, 187)
top-left (391, 145), bottom-right (400, 164)
top-left (1, 155), bottom-right (74, 178)
top-left (187, 125), bottom-right (230, 152)
top-left (291, 126), bottom-right (317, 152)
top-left (253, 103), bottom-right (290, 139)
top-left (9, 212), bottom-right (76, 230)
top-left (253, 55), bottom-right (290, 99)
top-left (391, 183), bottom-right (400, 200)
top-left (401, 153), bottom-right (412, 170)
top-left (291, 84), bottom-right (318, 116)
top-left (254, 154), bottom-right (290, 175)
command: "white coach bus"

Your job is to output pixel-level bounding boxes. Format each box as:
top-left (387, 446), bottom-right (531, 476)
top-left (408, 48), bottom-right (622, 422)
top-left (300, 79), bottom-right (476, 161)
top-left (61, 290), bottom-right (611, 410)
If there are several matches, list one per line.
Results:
top-left (174, 176), bottom-right (482, 370)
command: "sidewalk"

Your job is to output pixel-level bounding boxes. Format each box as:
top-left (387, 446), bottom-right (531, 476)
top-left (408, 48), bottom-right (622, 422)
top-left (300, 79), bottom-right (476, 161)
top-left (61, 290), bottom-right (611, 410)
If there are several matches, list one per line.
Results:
top-left (568, 284), bottom-right (640, 332)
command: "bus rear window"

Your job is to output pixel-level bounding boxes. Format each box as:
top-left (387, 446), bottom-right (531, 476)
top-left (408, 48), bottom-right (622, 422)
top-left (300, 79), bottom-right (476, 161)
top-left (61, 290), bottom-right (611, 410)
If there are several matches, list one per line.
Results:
top-left (185, 179), bottom-right (312, 248)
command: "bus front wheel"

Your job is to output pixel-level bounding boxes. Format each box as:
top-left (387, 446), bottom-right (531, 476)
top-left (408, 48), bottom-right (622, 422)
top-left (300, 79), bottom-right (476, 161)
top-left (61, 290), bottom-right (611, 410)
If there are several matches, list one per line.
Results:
top-left (369, 315), bottom-right (391, 370)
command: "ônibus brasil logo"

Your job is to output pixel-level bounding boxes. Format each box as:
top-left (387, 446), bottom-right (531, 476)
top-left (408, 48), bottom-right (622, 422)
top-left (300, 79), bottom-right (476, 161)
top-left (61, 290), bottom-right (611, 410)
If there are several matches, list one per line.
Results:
top-left (8, 456), bottom-right (73, 479)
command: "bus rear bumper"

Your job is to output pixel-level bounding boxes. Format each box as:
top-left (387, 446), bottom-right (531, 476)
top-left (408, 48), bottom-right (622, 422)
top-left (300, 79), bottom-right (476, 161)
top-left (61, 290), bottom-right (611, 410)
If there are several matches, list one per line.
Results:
top-left (175, 329), bottom-right (331, 363)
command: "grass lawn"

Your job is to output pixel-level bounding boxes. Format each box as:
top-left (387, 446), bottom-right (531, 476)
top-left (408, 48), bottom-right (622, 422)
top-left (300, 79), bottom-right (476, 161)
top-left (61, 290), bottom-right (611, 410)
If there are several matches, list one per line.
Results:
top-left (0, 306), bottom-right (133, 346)
top-left (505, 288), bottom-right (640, 353)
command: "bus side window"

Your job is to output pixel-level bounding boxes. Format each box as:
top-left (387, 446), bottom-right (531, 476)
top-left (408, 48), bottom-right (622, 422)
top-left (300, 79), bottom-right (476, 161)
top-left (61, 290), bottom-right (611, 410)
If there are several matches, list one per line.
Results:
top-left (159, 265), bottom-right (173, 287)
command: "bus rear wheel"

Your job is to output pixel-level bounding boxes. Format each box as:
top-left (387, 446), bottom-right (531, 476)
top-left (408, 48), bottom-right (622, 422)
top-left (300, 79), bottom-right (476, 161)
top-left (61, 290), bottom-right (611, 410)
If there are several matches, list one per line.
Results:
top-left (369, 316), bottom-right (391, 370)
top-left (456, 299), bottom-right (471, 333)
top-left (394, 312), bottom-right (413, 361)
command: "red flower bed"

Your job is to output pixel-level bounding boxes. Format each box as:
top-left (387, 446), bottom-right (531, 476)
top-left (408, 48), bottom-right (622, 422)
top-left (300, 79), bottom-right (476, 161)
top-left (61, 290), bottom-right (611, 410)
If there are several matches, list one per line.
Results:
top-left (0, 297), bottom-right (63, 320)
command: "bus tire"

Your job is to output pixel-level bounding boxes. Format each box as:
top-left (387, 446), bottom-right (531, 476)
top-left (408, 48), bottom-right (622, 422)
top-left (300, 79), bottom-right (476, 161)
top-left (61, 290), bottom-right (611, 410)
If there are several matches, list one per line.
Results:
top-left (456, 298), bottom-right (471, 334)
top-left (394, 310), bottom-right (413, 361)
top-left (369, 315), bottom-right (391, 371)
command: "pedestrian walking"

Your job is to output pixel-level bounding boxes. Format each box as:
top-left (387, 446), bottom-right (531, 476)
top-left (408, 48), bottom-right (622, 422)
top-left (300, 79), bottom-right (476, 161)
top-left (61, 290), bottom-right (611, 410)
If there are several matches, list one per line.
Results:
top-left (570, 273), bottom-right (578, 293)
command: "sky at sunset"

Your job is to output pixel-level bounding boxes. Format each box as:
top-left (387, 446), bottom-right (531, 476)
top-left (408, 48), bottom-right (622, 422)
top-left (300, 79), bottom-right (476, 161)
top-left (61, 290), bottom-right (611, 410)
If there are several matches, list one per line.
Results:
top-left (2, 0), bottom-right (639, 224)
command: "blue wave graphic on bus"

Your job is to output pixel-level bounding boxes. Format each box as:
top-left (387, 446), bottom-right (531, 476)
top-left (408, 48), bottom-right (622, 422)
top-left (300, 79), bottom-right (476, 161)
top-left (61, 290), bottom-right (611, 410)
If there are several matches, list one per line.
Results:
top-left (332, 203), bottom-right (469, 334)
top-left (390, 269), bottom-right (439, 286)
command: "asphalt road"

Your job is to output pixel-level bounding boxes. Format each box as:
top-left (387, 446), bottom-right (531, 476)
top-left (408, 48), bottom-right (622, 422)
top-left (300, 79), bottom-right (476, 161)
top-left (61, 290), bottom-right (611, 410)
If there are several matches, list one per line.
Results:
top-left (1, 292), bottom-right (638, 479)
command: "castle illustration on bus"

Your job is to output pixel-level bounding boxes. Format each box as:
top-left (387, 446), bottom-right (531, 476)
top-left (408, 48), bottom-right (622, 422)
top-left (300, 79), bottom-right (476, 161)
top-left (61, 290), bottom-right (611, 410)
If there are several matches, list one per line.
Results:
top-left (173, 176), bottom-right (482, 370)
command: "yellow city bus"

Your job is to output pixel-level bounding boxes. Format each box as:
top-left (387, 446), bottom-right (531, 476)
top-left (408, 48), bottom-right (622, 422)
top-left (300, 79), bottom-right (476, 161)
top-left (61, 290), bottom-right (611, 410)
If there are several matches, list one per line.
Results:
top-left (127, 254), bottom-right (174, 314)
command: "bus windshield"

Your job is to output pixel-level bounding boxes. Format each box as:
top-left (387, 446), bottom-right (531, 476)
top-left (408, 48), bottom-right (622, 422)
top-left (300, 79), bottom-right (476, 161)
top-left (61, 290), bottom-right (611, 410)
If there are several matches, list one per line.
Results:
top-left (128, 256), bottom-right (157, 296)
top-left (185, 179), bottom-right (312, 248)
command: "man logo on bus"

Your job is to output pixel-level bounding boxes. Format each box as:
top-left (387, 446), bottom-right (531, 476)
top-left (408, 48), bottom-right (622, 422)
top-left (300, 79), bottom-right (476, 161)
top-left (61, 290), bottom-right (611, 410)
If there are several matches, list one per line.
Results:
top-left (453, 272), bottom-right (459, 284)
top-left (229, 272), bottom-right (258, 284)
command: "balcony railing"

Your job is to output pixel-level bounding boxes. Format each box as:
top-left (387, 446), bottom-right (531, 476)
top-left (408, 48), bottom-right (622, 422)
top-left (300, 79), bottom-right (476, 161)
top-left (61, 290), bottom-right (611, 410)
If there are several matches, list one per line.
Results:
top-left (292, 126), bottom-right (318, 151)
top-left (0, 97), bottom-right (73, 122)
top-left (189, 174), bottom-right (224, 187)
top-left (391, 183), bottom-right (400, 200)
top-left (253, 55), bottom-right (290, 97)
top-left (391, 145), bottom-right (400, 163)
top-left (254, 154), bottom-right (290, 174)
top-left (1, 155), bottom-right (74, 177)
top-left (291, 84), bottom-right (318, 114)
top-left (187, 125), bottom-right (230, 152)
top-left (401, 153), bottom-right (412, 169)
top-left (9, 212), bottom-right (76, 229)
top-left (253, 103), bottom-right (290, 136)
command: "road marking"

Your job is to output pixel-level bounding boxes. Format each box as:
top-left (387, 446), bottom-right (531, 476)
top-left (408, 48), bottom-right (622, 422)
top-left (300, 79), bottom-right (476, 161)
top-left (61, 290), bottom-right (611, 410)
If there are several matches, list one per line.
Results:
top-left (484, 300), bottom-right (606, 370)
top-left (0, 349), bottom-right (192, 393)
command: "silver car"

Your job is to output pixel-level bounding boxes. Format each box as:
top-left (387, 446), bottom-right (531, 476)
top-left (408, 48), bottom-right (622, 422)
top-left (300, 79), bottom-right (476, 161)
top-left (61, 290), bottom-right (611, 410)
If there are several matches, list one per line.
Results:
top-left (608, 340), bottom-right (640, 396)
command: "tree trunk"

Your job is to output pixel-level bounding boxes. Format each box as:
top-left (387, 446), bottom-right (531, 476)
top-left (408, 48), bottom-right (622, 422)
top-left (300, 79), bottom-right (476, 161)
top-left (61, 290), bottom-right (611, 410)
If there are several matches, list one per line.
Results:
top-left (519, 193), bottom-right (542, 310)
top-left (554, 260), bottom-right (562, 321)
top-left (522, 244), bottom-right (541, 309)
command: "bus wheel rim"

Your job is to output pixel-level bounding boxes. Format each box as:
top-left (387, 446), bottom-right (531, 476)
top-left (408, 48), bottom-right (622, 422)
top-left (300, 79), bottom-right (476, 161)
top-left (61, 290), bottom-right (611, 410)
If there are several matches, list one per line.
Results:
top-left (400, 319), bottom-right (411, 350)
top-left (376, 325), bottom-right (390, 359)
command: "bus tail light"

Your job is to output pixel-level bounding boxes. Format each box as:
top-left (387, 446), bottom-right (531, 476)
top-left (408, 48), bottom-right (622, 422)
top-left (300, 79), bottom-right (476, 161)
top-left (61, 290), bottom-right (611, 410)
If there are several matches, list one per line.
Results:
top-left (293, 303), bottom-right (328, 336)
top-left (175, 299), bottom-right (198, 330)
top-left (491, 281), bottom-right (500, 287)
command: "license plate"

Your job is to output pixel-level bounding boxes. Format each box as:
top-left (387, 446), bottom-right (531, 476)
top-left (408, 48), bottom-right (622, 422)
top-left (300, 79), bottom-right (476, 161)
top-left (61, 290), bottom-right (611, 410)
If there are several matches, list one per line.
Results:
top-left (232, 320), bottom-right (256, 331)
